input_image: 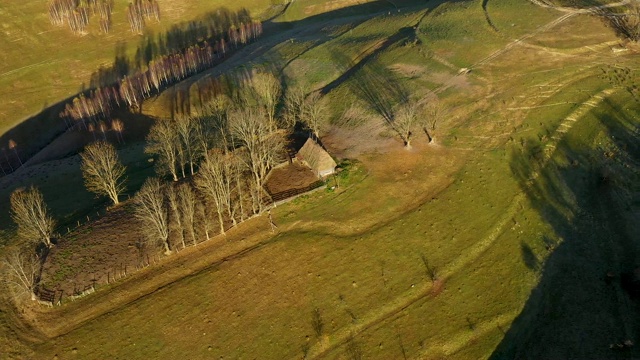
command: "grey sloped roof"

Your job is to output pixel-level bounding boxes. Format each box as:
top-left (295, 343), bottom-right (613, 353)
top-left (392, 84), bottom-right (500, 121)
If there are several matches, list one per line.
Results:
top-left (297, 138), bottom-right (337, 174)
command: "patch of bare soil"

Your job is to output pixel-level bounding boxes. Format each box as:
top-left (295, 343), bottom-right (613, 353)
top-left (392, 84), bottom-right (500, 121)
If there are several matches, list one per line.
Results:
top-left (265, 161), bottom-right (319, 194)
top-left (389, 63), bottom-right (426, 78)
top-left (40, 205), bottom-right (153, 298)
top-left (322, 119), bottom-right (398, 159)
top-left (429, 71), bottom-right (471, 91)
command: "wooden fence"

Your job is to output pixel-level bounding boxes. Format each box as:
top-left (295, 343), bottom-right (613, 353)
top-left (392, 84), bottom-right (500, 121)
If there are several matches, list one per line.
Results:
top-left (35, 179), bottom-right (327, 306)
top-left (267, 180), bottom-right (325, 203)
top-left (35, 253), bottom-right (164, 306)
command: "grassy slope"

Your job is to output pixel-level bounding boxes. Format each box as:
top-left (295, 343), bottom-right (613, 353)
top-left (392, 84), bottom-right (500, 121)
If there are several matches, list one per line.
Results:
top-left (2, 0), bottom-right (640, 359)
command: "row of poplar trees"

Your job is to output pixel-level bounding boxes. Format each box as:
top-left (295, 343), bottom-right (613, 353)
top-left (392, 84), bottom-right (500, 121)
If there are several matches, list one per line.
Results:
top-left (60, 18), bottom-right (263, 131)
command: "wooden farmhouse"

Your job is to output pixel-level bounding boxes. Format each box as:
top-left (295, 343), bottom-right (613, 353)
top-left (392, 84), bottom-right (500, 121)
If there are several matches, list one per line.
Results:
top-left (296, 138), bottom-right (337, 177)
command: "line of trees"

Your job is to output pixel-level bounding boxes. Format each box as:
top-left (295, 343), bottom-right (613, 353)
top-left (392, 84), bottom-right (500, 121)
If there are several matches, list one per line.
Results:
top-left (59, 18), bottom-right (263, 129)
top-left (127, 0), bottom-right (160, 34)
top-left (48, 0), bottom-right (114, 34)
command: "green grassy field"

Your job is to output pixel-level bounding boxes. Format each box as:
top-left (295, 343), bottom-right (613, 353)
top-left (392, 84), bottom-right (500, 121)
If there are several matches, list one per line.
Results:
top-left (1, 0), bottom-right (640, 359)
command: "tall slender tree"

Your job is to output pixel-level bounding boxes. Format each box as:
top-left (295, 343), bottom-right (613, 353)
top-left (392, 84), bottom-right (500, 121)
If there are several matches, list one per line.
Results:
top-left (229, 108), bottom-right (284, 212)
top-left (283, 85), bottom-right (306, 129)
top-left (166, 184), bottom-right (185, 249)
top-left (250, 71), bottom-right (281, 128)
top-left (195, 150), bottom-right (235, 234)
top-left (146, 118), bottom-right (180, 181)
top-left (177, 182), bottom-right (197, 246)
top-left (134, 178), bottom-right (171, 254)
top-left (302, 92), bottom-right (329, 139)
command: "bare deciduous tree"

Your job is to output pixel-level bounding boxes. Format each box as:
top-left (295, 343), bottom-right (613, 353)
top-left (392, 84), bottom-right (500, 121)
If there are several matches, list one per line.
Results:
top-left (392, 101), bottom-right (422, 149)
top-left (177, 182), bottom-right (197, 246)
top-left (166, 185), bottom-right (185, 249)
top-left (10, 187), bottom-right (56, 247)
top-left (195, 96), bottom-right (231, 162)
top-left (196, 197), bottom-right (211, 242)
top-left (250, 71), bottom-right (281, 128)
top-left (195, 150), bottom-right (235, 234)
top-left (283, 85), bottom-right (306, 129)
top-left (146, 119), bottom-right (180, 181)
top-left (176, 116), bottom-right (199, 176)
top-left (423, 100), bottom-right (446, 144)
top-left (2, 249), bottom-right (40, 301)
top-left (302, 92), bottom-right (329, 139)
top-left (229, 108), bottom-right (284, 213)
top-left (80, 141), bottom-right (127, 205)
top-left (134, 178), bottom-right (171, 254)
top-left (231, 152), bottom-right (249, 221)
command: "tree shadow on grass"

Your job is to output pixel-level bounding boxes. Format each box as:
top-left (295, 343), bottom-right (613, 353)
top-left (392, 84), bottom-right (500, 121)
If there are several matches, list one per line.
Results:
top-left (491, 99), bottom-right (640, 359)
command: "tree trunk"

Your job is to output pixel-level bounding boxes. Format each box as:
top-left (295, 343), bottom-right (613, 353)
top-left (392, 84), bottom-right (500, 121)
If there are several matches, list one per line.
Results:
top-left (424, 128), bottom-right (433, 143)
top-left (163, 240), bottom-right (171, 254)
top-left (189, 227), bottom-right (196, 246)
top-left (110, 191), bottom-right (119, 205)
top-left (217, 211), bottom-right (225, 235)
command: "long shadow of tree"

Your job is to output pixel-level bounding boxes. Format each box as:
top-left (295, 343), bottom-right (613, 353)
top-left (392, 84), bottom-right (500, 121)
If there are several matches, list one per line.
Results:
top-left (491, 98), bottom-right (640, 359)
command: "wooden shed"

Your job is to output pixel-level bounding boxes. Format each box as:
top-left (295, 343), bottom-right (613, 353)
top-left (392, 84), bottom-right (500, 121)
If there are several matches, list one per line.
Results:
top-left (296, 138), bottom-right (337, 177)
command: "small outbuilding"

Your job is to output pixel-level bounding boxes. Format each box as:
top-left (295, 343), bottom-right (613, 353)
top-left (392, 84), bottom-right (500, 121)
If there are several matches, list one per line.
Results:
top-left (296, 138), bottom-right (337, 178)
